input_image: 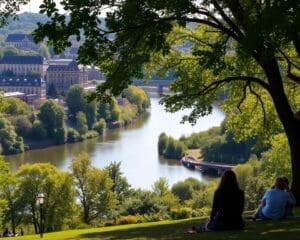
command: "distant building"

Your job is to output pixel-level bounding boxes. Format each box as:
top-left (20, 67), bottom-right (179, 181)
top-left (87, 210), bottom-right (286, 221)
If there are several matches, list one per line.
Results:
top-left (46, 59), bottom-right (88, 95)
top-left (0, 55), bottom-right (47, 77)
top-left (86, 65), bottom-right (106, 81)
top-left (0, 76), bottom-right (46, 103)
top-left (5, 34), bottom-right (41, 51)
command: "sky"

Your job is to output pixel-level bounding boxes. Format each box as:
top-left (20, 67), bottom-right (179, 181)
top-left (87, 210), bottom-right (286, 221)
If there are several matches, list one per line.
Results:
top-left (21, 0), bottom-right (63, 13)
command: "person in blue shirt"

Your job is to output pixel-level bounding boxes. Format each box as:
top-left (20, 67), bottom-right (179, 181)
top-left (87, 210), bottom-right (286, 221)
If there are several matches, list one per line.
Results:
top-left (250, 177), bottom-right (293, 220)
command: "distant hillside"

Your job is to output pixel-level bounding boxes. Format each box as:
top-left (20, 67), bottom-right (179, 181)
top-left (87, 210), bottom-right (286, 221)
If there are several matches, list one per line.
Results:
top-left (0, 12), bottom-right (49, 36)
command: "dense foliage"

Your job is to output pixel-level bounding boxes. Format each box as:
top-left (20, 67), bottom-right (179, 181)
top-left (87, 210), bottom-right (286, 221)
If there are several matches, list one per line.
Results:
top-left (158, 133), bottom-right (186, 160)
top-left (0, 84), bottom-right (149, 155)
top-left (33, 0), bottom-right (300, 203)
top-left (179, 124), bottom-right (265, 164)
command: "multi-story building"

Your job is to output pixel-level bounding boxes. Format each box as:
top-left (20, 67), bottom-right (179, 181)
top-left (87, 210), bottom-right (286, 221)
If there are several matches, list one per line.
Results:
top-left (86, 65), bottom-right (106, 81)
top-left (0, 55), bottom-right (47, 77)
top-left (5, 34), bottom-right (41, 51)
top-left (0, 76), bottom-right (46, 102)
top-left (46, 59), bottom-right (88, 95)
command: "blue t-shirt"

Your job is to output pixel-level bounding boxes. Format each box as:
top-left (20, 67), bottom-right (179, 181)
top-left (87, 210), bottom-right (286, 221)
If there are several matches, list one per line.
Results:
top-left (261, 188), bottom-right (292, 220)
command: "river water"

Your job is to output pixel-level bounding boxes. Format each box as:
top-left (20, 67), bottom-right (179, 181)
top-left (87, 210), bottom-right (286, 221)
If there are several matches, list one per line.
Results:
top-left (5, 98), bottom-right (224, 189)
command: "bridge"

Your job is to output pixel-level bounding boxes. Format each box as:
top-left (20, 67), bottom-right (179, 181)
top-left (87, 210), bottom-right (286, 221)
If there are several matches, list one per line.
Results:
top-left (181, 156), bottom-right (236, 176)
top-left (132, 79), bottom-right (174, 94)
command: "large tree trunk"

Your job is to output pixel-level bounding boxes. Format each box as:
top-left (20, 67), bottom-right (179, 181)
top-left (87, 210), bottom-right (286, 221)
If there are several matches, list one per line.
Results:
top-left (263, 59), bottom-right (300, 205)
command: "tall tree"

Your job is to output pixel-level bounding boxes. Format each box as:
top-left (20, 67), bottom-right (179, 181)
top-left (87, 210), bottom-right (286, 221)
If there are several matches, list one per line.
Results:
top-left (16, 163), bottom-right (75, 233)
top-left (71, 153), bottom-right (117, 224)
top-left (38, 100), bottom-right (67, 144)
top-left (66, 85), bottom-right (86, 118)
top-left (34, 1), bottom-right (300, 203)
top-left (106, 161), bottom-right (130, 202)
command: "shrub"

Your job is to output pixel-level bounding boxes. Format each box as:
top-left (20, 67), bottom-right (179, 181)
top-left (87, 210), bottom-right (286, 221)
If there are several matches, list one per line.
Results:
top-left (84, 130), bottom-right (99, 139)
top-left (67, 128), bottom-right (82, 143)
top-left (75, 223), bottom-right (91, 229)
top-left (93, 118), bottom-right (106, 135)
top-left (170, 207), bottom-right (193, 220)
top-left (116, 215), bottom-right (143, 225)
top-left (30, 120), bottom-right (47, 140)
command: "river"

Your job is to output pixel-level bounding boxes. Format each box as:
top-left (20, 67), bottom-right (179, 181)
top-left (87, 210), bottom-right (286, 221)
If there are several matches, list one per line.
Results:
top-left (5, 98), bottom-right (225, 189)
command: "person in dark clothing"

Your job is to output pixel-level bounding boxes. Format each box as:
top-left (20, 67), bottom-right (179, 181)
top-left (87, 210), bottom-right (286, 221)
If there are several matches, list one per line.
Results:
top-left (206, 170), bottom-right (244, 231)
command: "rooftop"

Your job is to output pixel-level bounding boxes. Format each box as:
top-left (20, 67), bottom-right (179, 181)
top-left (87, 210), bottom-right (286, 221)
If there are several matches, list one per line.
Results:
top-left (0, 76), bottom-right (44, 87)
top-left (47, 60), bottom-right (80, 71)
top-left (6, 34), bottom-right (35, 43)
top-left (0, 55), bottom-right (44, 64)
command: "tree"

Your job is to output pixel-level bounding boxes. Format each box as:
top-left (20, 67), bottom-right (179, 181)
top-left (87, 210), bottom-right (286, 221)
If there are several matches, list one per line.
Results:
top-left (122, 86), bottom-right (150, 114)
top-left (30, 120), bottom-right (47, 140)
top-left (34, 1), bottom-right (300, 203)
top-left (71, 153), bottom-right (117, 224)
top-left (16, 163), bottom-right (75, 233)
top-left (66, 85), bottom-right (86, 118)
top-left (158, 133), bottom-right (168, 155)
top-left (93, 118), bottom-right (106, 135)
top-left (106, 161), bottom-right (130, 202)
top-left (75, 111), bottom-right (88, 135)
top-left (4, 98), bottom-right (31, 116)
top-left (13, 116), bottom-right (32, 138)
top-left (152, 177), bottom-right (169, 197)
top-left (38, 100), bottom-right (67, 144)
top-left (0, 156), bottom-right (19, 235)
top-left (0, 117), bottom-right (24, 155)
top-left (47, 83), bottom-right (58, 98)
top-left (85, 101), bottom-right (98, 129)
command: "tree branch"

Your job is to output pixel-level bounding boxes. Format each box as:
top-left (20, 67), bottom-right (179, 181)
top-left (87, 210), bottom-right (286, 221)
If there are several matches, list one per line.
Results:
top-left (202, 76), bottom-right (270, 94)
top-left (249, 83), bottom-right (267, 125)
top-left (278, 49), bottom-right (300, 84)
top-left (237, 81), bottom-right (250, 113)
top-left (211, 0), bottom-right (244, 38)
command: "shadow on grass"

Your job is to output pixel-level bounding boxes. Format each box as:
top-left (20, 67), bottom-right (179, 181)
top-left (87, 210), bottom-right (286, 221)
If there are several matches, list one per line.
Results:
top-left (77, 219), bottom-right (300, 240)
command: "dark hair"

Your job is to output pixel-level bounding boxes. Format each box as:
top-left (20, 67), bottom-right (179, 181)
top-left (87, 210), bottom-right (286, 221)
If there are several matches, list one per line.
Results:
top-left (274, 177), bottom-right (286, 190)
top-left (218, 170), bottom-right (240, 191)
top-left (281, 176), bottom-right (289, 186)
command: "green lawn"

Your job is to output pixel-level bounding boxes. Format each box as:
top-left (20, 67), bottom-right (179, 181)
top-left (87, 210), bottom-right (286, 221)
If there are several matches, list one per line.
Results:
top-left (18, 210), bottom-right (300, 240)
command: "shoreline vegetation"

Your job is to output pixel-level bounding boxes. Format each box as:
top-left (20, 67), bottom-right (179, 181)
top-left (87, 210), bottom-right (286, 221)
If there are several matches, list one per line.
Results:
top-left (158, 124), bottom-right (266, 165)
top-left (0, 85), bottom-right (150, 155)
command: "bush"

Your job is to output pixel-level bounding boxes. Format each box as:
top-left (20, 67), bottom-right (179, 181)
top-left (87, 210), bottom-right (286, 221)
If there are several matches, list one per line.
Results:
top-left (83, 130), bottom-right (99, 139)
top-left (116, 215), bottom-right (143, 225)
top-left (75, 223), bottom-right (92, 229)
top-left (67, 128), bottom-right (82, 143)
top-left (142, 213), bottom-right (162, 222)
top-left (158, 132), bottom-right (168, 155)
top-left (30, 120), bottom-right (47, 140)
top-left (170, 207), bottom-right (193, 220)
top-left (93, 118), bottom-right (106, 135)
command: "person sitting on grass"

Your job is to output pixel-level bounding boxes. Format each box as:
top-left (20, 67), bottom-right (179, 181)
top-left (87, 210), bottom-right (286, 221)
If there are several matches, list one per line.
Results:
top-left (281, 176), bottom-right (296, 218)
top-left (205, 170), bottom-right (245, 231)
top-left (250, 176), bottom-right (294, 220)
top-left (186, 170), bottom-right (244, 234)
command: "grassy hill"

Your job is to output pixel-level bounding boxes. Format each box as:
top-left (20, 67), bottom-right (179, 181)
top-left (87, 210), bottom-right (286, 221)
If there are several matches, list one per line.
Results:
top-left (17, 212), bottom-right (300, 240)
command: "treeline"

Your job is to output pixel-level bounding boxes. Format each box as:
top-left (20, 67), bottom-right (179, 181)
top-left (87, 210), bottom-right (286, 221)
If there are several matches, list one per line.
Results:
top-left (0, 12), bottom-right (49, 36)
top-left (0, 153), bottom-right (211, 234)
top-left (158, 123), bottom-right (265, 164)
top-left (0, 133), bottom-right (288, 234)
top-left (0, 85), bottom-right (150, 155)
top-left (158, 133), bottom-right (186, 159)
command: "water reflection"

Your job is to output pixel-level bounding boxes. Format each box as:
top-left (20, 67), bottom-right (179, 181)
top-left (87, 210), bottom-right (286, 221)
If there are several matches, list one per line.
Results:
top-left (5, 98), bottom-right (224, 189)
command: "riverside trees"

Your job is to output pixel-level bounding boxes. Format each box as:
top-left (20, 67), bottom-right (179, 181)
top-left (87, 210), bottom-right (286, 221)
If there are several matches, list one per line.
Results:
top-left (34, 0), bottom-right (300, 204)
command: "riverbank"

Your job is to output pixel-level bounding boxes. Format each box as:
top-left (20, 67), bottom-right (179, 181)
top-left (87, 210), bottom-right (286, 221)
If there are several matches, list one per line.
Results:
top-left (22, 111), bottom-right (148, 152)
top-left (5, 98), bottom-right (224, 189)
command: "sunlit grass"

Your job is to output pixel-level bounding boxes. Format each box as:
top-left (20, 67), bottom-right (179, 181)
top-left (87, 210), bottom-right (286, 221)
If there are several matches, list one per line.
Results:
top-left (17, 210), bottom-right (300, 240)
